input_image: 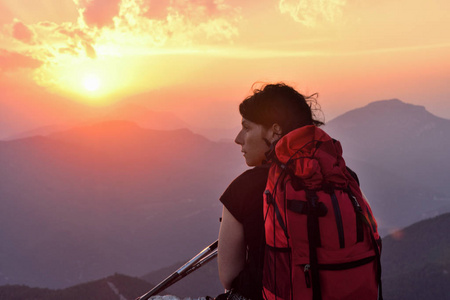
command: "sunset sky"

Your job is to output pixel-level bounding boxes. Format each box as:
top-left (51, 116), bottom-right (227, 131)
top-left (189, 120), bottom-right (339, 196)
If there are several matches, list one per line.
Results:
top-left (1, 0), bottom-right (449, 137)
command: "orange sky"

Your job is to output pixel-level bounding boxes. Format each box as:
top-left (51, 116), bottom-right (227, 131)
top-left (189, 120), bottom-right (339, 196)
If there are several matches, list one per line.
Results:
top-left (0, 0), bottom-right (449, 137)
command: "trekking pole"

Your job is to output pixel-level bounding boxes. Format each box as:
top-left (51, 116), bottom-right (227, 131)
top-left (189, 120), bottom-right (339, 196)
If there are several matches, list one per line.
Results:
top-left (136, 240), bottom-right (218, 300)
top-left (168, 248), bottom-right (218, 286)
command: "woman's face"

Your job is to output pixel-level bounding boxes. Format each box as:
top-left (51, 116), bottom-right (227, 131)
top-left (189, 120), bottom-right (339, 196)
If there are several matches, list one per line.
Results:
top-left (234, 118), bottom-right (273, 166)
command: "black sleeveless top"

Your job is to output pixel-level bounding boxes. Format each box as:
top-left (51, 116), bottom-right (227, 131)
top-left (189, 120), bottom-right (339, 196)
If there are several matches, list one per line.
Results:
top-left (220, 164), bottom-right (269, 300)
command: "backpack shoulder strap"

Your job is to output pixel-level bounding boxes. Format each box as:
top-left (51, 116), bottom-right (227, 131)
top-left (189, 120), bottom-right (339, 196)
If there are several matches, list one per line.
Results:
top-left (305, 189), bottom-right (323, 300)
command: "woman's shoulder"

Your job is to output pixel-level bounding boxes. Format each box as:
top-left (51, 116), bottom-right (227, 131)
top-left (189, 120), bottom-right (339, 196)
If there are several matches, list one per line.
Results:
top-left (232, 164), bottom-right (270, 185)
top-left (221, 164), bottom-right (270, 199)
top-left (220, 164), bottom-right (270, 222)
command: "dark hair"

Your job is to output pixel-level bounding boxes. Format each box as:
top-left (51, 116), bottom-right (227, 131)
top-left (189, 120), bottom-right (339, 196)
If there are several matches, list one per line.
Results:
top-left (239, 83), bottom-right (324, 135)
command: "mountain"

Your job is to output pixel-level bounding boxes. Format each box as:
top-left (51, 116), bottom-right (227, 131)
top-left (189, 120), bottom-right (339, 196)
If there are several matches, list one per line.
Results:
top-left (0, 121), bottom-right (245, 288)
top-left (191, 126), bottom-right (240, 142)
top-left (324, 99), bottom-right (450, 234)
top-left (381, 212), bottom-right (450, 300)
top-left (0, 83), bottom-right (93, 141)
top-left (4, 124), bottom-right (75, 140)
top-left (142, 258), bottom-right (221, 298)
top-left (0, 273), bottom-right (154, 300)
top-left (2, 105), bottom-right (189, 140)
top-left (325, 99), bottom-right (450, 193)
top-left (102, 104), bottom-right (189, 131)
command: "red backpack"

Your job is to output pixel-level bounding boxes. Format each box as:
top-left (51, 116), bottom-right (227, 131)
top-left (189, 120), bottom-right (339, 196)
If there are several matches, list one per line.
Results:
top-left (262, 126), bottom-right (382, 300)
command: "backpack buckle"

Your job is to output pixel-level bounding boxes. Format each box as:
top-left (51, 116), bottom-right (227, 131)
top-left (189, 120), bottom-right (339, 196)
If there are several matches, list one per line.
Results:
top-left (264, 190), bottom-right (274, 204)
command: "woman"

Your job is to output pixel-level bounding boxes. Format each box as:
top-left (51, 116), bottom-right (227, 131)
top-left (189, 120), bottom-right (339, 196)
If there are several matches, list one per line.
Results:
top-left (217, 83), bottom-right (323, 300)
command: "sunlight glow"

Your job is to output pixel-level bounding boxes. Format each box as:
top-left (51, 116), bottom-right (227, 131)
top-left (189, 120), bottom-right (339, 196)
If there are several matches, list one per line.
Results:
top-left (83, 74), bottom-right (101, 92)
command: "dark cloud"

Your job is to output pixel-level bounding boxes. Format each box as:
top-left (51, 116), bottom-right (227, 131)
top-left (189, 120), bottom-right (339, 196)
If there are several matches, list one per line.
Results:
top-left (80, 0), bottom-right (121, 28)
top-left (0, 49), bottom-right (43, 71)
top-left (12, 20), bottom-right (36, 44)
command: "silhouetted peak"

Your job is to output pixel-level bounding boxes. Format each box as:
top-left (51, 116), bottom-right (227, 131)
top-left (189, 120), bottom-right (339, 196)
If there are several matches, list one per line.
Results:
top-left (104, 103), bottom-right (189, 130)
top-left (364, 99), bottom-right (427, 113)
top-left (46, 120), bottom-right (144, 143)
top-left (108, 104), bottom-right (172, 119)
top-left (324, 98), bottom-right (450, 162)
top-left (328, 98), bottom-right (447, 129)
top-left (89, 120), bottom-right (141, 130)
top-left (367, 98), bottom-right (402, 106)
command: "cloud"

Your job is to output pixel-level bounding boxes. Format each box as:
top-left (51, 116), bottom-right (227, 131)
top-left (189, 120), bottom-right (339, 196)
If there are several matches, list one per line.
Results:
top-left (74, 0), bottom-right (121, 28)
top-left (110, 0), bottom-right (240, 46)
top-left (12, 20), bottom-right (37, 44)
top-left (167, 0), bottom-right (225, 17)
top-left (58, 46), bottom-right (79, 56)
top-left (141, 0), bottom-right (169, 19)
top-left (279, 0), bottom-right (346, 27)
top-left (3, 0), bottom-right (240, 63)
top-left (0, 0), bottom-right (241, 92)
top-left (83, 41), bottom-right (97, 58)
top-left (0, 49), bottom-right (43, 71)
top-left (54, 22), bottom-right (98, 58)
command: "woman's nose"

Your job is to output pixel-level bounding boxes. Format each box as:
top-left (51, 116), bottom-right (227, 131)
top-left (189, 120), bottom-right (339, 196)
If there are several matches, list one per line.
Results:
top-left (235, 130), bottom-right (243, 145)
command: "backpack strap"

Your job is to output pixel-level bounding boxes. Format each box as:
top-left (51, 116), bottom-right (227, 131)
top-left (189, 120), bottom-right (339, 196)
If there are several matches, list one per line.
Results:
top-left (358, 211), bottom-right (383, 300)
top-left (346, 188), bottom-right (365, 243)
top-left (329, 189), bottom-right (345, 249)
top-left (347, 188), bottom-right (383, 300)
top-left (305, 189), bottom-right (322, 300)
top-left (286, 199), bottom-right (328, 217)
top-left (265, 190), bottom-right (289, 239)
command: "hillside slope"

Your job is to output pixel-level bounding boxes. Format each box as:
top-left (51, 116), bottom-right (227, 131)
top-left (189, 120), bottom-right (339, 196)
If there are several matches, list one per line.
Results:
top-left (382, 212), bottom-right (450, 300)
top-left (0, 274), bottom-right (153, 300)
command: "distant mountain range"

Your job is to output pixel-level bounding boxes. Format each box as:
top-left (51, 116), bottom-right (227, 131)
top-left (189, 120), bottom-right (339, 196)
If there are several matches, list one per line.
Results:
top-left (0, 121), bottom-right (245, 288)
top-left (1, 98), bottom-right (449, 293)
top-left (2, 212), bottom-right (449, 300)
top-left (0, 273), bottom-right (153, 300)
top-left (3, 104), bottom-right (189, 140)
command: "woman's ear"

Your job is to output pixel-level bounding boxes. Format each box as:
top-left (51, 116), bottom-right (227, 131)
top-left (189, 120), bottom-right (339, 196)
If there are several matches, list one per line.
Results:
top-left (269, 123), bottom-right (282, 142)
top-left (272, 123), bottom-right (282, 135)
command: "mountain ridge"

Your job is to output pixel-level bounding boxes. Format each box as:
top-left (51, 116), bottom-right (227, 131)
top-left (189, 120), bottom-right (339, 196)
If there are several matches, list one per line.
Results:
top-left (0, 124), bottom-right (244, 288)
top-left (325, 98), bottom-right (450, 194)
top-left (0, 274), bottom-right (154, 300)
top-left (382, 212), bottom-right (450, 300)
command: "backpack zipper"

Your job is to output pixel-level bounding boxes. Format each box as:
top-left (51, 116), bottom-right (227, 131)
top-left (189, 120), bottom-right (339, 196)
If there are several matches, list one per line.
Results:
top-left (303, 264), bottom-right (311, 288)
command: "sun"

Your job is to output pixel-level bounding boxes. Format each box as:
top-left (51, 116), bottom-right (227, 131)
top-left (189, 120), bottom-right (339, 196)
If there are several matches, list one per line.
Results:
top-left (83, 74), bottom-right (101, 92)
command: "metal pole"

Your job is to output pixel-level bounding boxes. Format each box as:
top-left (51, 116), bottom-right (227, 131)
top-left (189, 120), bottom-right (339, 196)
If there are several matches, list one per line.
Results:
top-left (136, 240), bottom-right (218, 300)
